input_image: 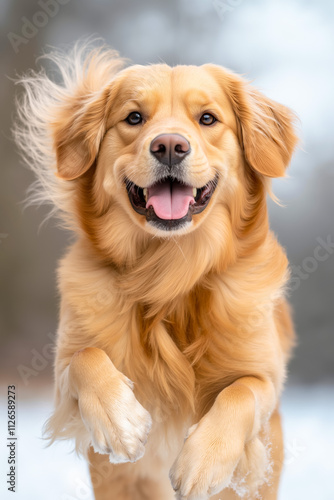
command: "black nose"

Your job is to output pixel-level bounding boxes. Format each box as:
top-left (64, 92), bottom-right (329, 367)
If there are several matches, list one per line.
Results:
top-left (150, 134), bottom-right (190, 167)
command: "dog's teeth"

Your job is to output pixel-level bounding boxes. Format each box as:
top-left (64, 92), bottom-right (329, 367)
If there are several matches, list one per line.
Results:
top-left (143, 188), bottom-right (148, 202)
top-left (193, 188), bottom-right (197, 198)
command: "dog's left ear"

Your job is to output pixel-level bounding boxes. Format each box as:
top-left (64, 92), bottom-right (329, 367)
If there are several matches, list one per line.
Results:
top-left (206, 65), bottom-right (298, 177)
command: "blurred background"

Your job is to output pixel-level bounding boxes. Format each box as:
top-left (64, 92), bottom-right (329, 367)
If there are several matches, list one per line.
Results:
top-left (0, 0), bottom-right (333, 499)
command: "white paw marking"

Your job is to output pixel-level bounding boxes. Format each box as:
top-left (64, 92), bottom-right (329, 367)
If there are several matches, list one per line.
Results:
top-left (78, 376), bottom-right (152, 463)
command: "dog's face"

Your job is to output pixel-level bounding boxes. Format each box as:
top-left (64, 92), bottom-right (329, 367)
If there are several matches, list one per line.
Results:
top-left (96, 64), bottom-right (243, 236)
top-left (53, 60), bottom-right (297, 248)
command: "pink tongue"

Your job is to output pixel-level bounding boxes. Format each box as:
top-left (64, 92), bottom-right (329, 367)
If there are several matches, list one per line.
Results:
top-left (146, 180), bottom-right (194, 220)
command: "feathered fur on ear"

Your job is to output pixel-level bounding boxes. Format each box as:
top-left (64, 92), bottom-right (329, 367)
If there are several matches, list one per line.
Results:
top-left (46, 47), bottom-right (126, 181)
top-left (206, 65), bottom-right (298, 177)
top-left (53, 86), bottom-right (112, 180)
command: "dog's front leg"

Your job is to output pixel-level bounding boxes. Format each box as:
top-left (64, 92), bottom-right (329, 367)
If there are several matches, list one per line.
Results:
top-left (67, 347), bottom-right (152, 463)
top-left (170, 376), bottom-right (277, 499)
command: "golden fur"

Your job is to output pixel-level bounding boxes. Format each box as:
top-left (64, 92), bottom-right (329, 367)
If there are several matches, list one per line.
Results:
top-left (15, 43), bottom-right (298, 499)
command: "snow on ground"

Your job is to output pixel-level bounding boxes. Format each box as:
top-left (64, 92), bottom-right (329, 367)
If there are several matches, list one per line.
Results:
top-left (1, 384), bottom-right (334, 499)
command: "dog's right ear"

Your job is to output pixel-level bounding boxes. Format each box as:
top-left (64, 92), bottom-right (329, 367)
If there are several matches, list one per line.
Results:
top-left (53, 85), bottom-right (114, 181)
top-left (48, 48), bottom-right (125, 181)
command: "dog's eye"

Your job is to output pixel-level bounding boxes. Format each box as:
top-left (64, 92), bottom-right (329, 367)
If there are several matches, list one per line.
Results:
top-left (200, 113), bottom-right (216, 126)
top-left (125, 112), bottom-right (143, 125)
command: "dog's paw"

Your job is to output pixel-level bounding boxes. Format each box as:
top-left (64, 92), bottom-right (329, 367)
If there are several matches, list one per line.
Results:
top-left (170, 415), bottom-right (268, 500)
top-left (170, 417), bottom-right (242, 500)
top-left (78, 374), bottom-right (152, 463)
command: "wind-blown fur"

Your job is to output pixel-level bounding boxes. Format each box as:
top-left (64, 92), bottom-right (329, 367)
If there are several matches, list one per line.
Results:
top-left (14, 43), bottom-right (126, 225)
top-left (14, 42), bottom-right (298, 500)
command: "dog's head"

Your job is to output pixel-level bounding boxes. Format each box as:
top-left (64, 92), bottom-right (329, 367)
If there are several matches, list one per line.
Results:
top-left (47, 50), bottom-right (297, 260)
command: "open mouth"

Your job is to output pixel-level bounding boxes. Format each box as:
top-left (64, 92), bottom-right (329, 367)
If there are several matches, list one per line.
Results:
top-left (126, 175), bottom-right (218, 230)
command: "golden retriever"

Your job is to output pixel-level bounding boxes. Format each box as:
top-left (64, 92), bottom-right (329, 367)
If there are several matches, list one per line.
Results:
top-left (15, 43), bottom-right (298, 499)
